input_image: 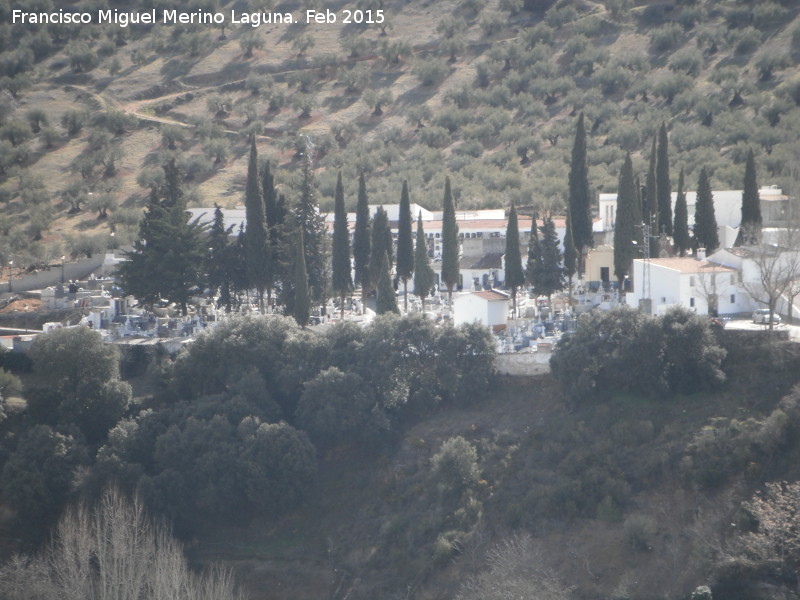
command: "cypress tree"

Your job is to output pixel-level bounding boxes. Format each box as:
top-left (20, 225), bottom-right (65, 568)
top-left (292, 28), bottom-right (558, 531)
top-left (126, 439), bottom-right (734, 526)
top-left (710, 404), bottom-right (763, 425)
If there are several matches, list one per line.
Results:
top-left (673, 167), bottom-right (690, 256)
top-left (376, 251), bottom-right (399, 315)
top-left (396, 180), bottom-right (415, 312)
top-left (614, 153), bottom-right (638, 299)
top-left (526, 212), bottom-right (542, 290)
top-left (207, 204), bottom-right (234, 311)
top-left (353, 172), bottom-right (371, 305)
top-left (244, 138), bottom-right (270, 311)
top-left (567, 112), bottom-right (593, 274)
top-left (694, 167), bottom-right (719, 254)
top-left (413, 212), bottom-right (435, 313)
top-left (538, 214), bottom-right (564, 302)
top-left (261, 159), bottom-right (282, 305)
top-left (656, 122), bottom-right (672, 236)
top-left (736, 148), bottom-right (762, 245)
top-left (331, 171), bottom-right (352, 319)
top-left (294, 138), bottom-right (327, 306)
top-left (504, 203), bottom-right (525, 317)
top-left (293, 229), bottom-right (310, 327)
top-left (353, 172), bottom-right (371, 303)
top-left (644, 136), bottom-right (659, 254)
top-left (441, 176), bottom-right (460, 305)
top-left (369, 206), bottom-right (392, 301)
top-left (563, 208), bottom-right (577, 302)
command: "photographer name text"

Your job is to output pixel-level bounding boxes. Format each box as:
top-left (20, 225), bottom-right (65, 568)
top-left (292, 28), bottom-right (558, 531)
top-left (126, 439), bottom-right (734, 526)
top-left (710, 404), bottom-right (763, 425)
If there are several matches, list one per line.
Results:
top-left (11, 8), bottom-right (385, 28)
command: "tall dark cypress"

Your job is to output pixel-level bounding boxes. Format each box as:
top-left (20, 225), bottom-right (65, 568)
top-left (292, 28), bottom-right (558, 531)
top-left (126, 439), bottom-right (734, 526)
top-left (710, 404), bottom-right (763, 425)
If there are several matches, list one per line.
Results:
top-left (504, 203), bottom-right (525, 316)
top-left (293, 229), bottom-right (310, 327)
top-left (369, 206), bottom-right (392, 294)
top-left (526, 212), bottom-right (542, 289)
top-left (413, 212), bottom-right (435, 313)
top-left (563, 208), bottom-right (577, 301)
top-left (441, 176), bottom-right (460, 304)
top-left (353, 172), bottom-right (371, 304)
top-left (614, 153), bottom-right (638, 298)
top-left (207, 204), bottom-right (234, 311)
top-left (244, 138), bottom-right (270, 311)
top-left (294, 139), bottom-right (327, 306)
top-left (656, 122), bottom-right (672, 236)
top-left (331, 171), bottom-right (352, 318)
top-left (645, 136), bottom-right (658, 241)
top-left (567, 113), bottom-right (593, 274)
top-left (694, 167), bottom-right (719, 254)
top-left (673, 167), bottom-right (690, 256)
top-left (396, 180), bottom-right (415, 312)
top-left (260, 159), bottom-right (280, 304)
top-left (737, 148), bottom-right (762, 245)
top-left (376, 251), bottom-right (399, 315)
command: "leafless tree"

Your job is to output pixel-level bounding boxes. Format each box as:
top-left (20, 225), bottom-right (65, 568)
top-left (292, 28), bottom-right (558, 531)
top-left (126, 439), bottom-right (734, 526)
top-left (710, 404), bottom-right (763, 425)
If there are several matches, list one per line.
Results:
top-left (455, 534), bottom-right (572, 600)
top-left (0, 488), bottom-right (246, 600)
top-left (741, 227), bottom-right (800, 331)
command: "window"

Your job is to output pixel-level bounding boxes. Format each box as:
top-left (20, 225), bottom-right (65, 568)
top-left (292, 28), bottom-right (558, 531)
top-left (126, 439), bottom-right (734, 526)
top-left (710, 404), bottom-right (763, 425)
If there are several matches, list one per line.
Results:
top-left (730, 274), bottom-right (735, 284)
top-left (690, 297), bottom-right (695, 307)
top-left (730, 294), bottom-right (735, 304)
top-left (690, 276), bottom-right (695, 287)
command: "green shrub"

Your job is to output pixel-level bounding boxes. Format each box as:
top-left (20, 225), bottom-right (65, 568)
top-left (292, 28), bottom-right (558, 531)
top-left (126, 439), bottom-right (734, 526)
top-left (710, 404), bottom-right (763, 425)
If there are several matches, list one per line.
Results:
top-left (623, 513), bottom-right (657, 552)
top-left (431, 436), bottom-right (480, 494)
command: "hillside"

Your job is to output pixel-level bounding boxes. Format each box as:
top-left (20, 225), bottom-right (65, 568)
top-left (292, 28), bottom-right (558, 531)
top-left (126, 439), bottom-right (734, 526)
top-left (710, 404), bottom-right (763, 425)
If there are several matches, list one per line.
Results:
top-left (184, 333), bottom-right (800, 600)
top-left (2, 0), bottom-right (800, 268)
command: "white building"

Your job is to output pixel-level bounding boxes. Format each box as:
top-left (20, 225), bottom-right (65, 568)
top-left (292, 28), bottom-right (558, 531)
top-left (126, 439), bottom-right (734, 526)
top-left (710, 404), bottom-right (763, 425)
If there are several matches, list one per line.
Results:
top-left (599, 186), bottom-right (792, 243)
top-left (453, 290), bottom-right (510, 329)
top-left (628, 256), bottom-right (748, 316)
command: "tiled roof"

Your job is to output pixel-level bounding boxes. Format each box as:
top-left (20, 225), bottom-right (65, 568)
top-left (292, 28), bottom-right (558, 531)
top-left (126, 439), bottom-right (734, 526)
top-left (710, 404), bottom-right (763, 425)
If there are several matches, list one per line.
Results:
top-left (472, 290), bottom-right (510, 301)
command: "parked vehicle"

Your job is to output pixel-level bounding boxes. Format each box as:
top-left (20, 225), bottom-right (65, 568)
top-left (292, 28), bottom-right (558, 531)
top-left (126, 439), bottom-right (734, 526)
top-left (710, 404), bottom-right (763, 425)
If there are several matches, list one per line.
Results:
top-left (753, 308), bottom-right (781, 324)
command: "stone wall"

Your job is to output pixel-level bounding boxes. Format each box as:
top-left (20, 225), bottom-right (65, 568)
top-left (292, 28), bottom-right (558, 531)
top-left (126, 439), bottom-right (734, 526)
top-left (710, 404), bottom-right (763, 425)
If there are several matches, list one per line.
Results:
top-left (495, 346), bottom-right (553, 376)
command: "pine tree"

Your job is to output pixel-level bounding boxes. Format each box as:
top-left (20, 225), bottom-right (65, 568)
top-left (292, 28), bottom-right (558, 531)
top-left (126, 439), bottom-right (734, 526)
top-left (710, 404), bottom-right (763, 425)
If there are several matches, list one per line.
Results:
top-left (353, 172), bottom-right (371, 305)
top-left (694, 167), bottom-right (719, 254)
top-left (563, 207), bottom-right (577, 302)
top-left (614, 153), bottom-right (638, 298)
top-left (737, 148), bottom-right (762, 245)
top-left (396, 180), bottom-right (415, 312)
top-left (331, 171), bottom-right (352, 318)
top-left (413, 212), bottom-right (435, 313)
top-left (538, 214), bottom-right (564, 302)
top-left (293, 229), bottom-right (310, 327)
top-left (294, 138), bottom-right (327, 306)
top-left (118, 160), bottom-right (206, 315)
top-left (673, 167), bottom-right (690, 256)
top-left (441, 176), bottom-right (460, 305)
top-left (207, 204), bottom-right (234, 311)
top-left (376, 251), bottom-right (399, 315)
top-left (567, 112), bottom-right (593, 274)
top-left (526, 212), bottom-right (542, 290)
top-left (656, 122), bottom-right (672, 236)
top-left (244, 138), bottom-right (270, 311)
top-left (369, 206), bottom-right (392, 301)
top-left (504, 203), bottom-right (525, 317)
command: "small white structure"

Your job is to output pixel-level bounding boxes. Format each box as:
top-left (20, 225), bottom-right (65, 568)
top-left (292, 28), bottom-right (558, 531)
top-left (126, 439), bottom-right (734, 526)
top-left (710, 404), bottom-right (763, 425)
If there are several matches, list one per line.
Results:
top-left (453, 290), bottom-right (510, 329)
top-left (628, 256), bottom-right (749, 316)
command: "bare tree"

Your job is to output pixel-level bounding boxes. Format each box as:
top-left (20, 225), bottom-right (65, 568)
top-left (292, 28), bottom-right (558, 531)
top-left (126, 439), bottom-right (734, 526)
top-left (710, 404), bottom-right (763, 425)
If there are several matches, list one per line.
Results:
top-left (455, 534), bottom-right (572, 600)
top-left (741, 226), bottom-right (800, 331)
top-left (0, 488), bottom-right (247, 600)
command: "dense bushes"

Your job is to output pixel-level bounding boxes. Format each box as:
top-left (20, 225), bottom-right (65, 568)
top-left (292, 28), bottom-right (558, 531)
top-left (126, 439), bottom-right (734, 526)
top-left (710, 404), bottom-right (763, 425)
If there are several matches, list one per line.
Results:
top-left (550, 307), bottom-right (725, 402)
top-left (0, 315), bottom-right (495, 535)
